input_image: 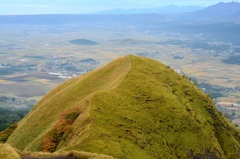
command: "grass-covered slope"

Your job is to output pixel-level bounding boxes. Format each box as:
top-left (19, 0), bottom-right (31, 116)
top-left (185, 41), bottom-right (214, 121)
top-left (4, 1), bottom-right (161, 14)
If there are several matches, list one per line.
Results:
top-left (7, 55), bottom-right (131, 152)
top-left (7, 55), bottom-right (240, 159)
top-left (0, 144), bottom-right (21, 159)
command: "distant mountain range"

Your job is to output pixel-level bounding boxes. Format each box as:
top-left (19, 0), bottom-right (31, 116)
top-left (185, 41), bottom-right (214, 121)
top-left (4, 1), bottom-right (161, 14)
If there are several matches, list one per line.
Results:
top-left (96, 5), bottom-right (204, 14)
top-left (177, 2), bottom-right (240, 22)
top-left (0, 2), bottom-right (239, 24)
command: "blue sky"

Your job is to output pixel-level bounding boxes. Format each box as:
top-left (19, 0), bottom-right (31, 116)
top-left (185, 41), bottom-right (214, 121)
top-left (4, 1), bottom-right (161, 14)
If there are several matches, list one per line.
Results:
top-left (0, 0), bottom-right (239, 15)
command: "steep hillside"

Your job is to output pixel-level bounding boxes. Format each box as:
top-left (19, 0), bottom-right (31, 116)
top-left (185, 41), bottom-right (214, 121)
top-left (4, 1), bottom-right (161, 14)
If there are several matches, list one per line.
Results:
top-left (7, 55), bottom-right (240, 159)
top-left (7, 55), bottom-right (131, 152)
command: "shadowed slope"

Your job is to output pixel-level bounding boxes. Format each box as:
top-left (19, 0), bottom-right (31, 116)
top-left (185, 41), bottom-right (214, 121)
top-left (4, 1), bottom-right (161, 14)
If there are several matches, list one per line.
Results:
top-left (7, 55), bottom-right (240, 159)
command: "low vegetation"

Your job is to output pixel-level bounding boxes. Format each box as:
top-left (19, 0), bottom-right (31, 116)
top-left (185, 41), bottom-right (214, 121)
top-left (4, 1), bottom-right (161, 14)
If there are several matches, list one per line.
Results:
top-left (68, 151), bottom-right (115, 159)
top-left (0, 143), bottom-right (21, 159)
top-left (0, 124), bottom-right (17, 142)
top-left (0, 145), bottom-right (115, 159)
top-left (43, 107), bottom-right (81, 152)
top-left (20, 150), bottom-right (115, 159)
top-left (0, 107), bottom-right (30, 131)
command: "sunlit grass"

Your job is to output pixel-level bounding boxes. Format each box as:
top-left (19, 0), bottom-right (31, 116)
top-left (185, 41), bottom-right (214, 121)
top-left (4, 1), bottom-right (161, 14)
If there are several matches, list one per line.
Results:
top-left (6, 55), bottom-right (240, 158)
top-left (0, 144), bottom-right (21, 159)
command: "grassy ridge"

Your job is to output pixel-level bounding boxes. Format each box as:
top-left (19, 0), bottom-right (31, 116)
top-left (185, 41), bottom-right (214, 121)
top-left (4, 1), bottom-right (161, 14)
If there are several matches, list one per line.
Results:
top-left (6, 55), bottom-right (240, 158)
top-left (7, 55), bottom-right (131, 151)
top-left (61, 56), bottom-right (240, 158)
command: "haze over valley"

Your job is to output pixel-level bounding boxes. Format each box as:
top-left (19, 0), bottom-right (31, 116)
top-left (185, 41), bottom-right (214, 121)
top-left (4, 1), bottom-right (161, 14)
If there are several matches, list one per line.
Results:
top-left (0, 1), bottom-right (240, 159)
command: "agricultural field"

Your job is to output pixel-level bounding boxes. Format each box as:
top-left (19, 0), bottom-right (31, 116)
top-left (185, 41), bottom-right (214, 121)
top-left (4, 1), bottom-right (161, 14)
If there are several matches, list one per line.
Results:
top-left (0, 21), bottom-right (240, 126)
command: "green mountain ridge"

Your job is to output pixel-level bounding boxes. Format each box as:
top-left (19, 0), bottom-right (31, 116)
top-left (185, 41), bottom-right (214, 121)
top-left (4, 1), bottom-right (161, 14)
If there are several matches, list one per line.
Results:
top-left (4, 55), bottom-right (240, 159)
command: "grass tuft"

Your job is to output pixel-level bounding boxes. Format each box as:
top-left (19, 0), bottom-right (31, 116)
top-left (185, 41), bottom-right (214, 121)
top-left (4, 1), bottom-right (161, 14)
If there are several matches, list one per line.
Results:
top-left (0, 143), bottom-right (21, 159)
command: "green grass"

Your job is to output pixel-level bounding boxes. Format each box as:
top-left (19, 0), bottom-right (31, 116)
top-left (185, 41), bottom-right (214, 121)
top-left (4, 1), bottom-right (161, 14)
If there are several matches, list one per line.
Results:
top-left (0, 144), bottom-right (21, 159)
top-left (7, 55), bottom-right (131, 151)
top-left (20, 150), bottom-right (115, 159)
top-left (0, 124), bottom-right (17, 142)
top-left (69, 150), bottom-right (115, 159)
top-left (7, 55), bottom-right (240, 159)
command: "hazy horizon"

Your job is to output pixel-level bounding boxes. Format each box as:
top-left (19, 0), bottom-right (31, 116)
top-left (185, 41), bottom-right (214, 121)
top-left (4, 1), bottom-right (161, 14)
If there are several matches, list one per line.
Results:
top-left (0, 0), bottom-right (240, 15)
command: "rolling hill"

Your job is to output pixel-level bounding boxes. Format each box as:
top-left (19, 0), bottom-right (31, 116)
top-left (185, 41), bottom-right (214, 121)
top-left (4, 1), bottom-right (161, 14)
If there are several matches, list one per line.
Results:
top-left (5, 55), bottom-right (240, 159)
top-left (69, 39), bottom-right (99, 46)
